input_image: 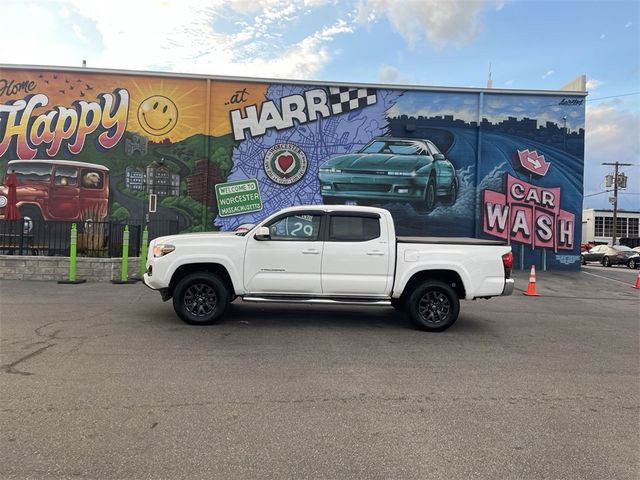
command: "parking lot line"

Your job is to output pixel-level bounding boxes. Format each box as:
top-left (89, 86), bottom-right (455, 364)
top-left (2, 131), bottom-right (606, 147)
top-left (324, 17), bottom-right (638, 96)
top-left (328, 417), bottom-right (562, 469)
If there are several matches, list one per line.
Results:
top-left (581, 270), bottom-right (634, 286)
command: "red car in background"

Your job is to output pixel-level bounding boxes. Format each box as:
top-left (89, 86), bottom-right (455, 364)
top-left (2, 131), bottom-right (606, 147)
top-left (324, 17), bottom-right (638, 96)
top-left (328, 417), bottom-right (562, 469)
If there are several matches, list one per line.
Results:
top-left (0, 160), bottom-right (109, 224)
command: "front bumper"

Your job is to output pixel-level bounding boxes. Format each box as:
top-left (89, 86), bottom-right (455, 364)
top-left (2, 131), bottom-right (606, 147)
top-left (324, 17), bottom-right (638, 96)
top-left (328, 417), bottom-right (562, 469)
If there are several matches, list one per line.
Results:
top-left (501, 278), bottom-right (515, 296)
top-left (319, 172), bottom-right (426, 202)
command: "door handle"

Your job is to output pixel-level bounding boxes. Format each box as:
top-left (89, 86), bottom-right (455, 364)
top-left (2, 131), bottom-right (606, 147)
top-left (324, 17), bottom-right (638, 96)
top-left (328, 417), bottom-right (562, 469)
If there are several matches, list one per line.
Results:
top-left (302, 249), bottom-right (319, 254)
top-left (366, 250), bottom-right (385, 256)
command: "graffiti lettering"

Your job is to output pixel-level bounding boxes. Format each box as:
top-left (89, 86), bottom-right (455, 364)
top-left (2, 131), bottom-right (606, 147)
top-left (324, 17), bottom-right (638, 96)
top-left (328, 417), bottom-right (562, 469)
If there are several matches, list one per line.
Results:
top-left (225, 88), bottom-right (249, 105)
top-left (482, 174), bottom-right (575, 251)
top-left (230, 89), bottom-right (333, 141)
top-left (558, 98), bottom-right (583, 106)
top-left (0, 89), bottom-right (129, 159)
top-left (0, 78), bottom-right (37, 98)
top-left (230, 86), bottom-right (378, 141)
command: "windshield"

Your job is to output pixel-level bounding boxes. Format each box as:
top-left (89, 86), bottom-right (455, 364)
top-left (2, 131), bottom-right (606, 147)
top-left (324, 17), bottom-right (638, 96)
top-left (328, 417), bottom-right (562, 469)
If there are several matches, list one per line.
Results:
top-left (359, 140), bottom-right (427, 155)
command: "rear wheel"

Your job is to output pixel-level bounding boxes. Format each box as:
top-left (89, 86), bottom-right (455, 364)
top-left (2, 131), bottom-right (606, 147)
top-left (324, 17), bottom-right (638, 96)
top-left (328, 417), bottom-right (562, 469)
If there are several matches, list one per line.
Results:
top-left (172, 273), bottom-right (229, 325)
top-left (442, 178), bottom-right (457, 206)
top-left (581, 255), bottom-right (587, 265)
top-left (603, 256), bottom-right (611, 267)
top-left (406, 281), bottom-right (460, 332)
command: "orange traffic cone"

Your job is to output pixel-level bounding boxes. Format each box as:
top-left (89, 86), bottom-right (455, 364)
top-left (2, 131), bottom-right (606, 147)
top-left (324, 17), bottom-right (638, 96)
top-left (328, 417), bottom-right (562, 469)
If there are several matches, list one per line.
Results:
top-left (633, 271), bottom-right (640, 290)
top-left (523, 265), bottom-right (540, 296)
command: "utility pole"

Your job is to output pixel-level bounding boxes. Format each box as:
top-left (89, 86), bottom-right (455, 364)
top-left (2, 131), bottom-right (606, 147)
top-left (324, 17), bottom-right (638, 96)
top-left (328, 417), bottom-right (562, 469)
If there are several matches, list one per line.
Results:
top-left (602, 162), bottom-right (632, 245)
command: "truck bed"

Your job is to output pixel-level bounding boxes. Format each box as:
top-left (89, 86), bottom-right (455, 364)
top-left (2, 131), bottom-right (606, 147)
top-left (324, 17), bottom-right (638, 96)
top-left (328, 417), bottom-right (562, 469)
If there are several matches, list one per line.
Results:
top-left (397, 236), bottom-right (507, 246)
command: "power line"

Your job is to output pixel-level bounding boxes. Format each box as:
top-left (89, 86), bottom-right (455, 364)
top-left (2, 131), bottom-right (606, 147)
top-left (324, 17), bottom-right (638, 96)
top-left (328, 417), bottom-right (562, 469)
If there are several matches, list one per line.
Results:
top-left (586, 91), bottom-right (640, 102)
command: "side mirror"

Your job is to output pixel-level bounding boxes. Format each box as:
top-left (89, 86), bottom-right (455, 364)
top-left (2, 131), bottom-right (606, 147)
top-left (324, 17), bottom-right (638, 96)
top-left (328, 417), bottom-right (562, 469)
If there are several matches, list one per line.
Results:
top-left (254, 226), bottom-right (271, 241)
top-left (433, 153), bottom-right (446, 161)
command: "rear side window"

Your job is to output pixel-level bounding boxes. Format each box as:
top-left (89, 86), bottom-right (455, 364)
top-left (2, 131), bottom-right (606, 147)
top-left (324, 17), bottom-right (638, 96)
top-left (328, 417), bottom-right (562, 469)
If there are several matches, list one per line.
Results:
top-left (329, 215), bottom-right (380, 242)
top-left (10, 163), bottom-right (52, 183)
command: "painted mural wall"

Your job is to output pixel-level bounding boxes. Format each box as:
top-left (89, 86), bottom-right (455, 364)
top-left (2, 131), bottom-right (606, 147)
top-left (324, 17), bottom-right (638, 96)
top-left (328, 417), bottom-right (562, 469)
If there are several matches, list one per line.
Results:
top-left (0, 67), bottom-right (586, 269)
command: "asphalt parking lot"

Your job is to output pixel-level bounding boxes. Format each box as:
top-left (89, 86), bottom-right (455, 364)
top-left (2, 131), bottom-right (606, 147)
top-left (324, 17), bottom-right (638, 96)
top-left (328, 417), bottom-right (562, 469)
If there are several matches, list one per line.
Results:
top-left (1, 268), bottom-right (638, 480)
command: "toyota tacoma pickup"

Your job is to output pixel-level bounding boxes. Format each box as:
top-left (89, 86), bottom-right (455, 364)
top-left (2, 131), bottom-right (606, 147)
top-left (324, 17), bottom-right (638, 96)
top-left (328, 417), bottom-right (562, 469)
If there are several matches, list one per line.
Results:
top-left (144, 206), bottom-right (514, 332)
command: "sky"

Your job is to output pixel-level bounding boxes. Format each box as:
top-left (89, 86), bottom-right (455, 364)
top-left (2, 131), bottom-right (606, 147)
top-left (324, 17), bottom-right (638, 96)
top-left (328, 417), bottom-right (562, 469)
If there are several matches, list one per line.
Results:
top-left (2, 0), bottom-right (639, 209)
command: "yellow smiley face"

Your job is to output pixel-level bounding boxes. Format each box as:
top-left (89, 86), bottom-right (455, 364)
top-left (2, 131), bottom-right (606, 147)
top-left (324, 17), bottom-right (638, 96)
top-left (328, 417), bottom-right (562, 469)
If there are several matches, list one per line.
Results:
top-left (137, 95), bottom-right (178, 136)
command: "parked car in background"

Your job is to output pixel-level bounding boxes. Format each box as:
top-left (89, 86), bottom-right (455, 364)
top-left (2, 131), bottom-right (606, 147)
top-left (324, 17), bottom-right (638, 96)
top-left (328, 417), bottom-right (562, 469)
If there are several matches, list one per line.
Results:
top-left (628, 247), bottom-right (640, 269)
top-left (318, 137), bottom-right (457, 213)
top-left (581, 244), bottom-right (638, 268)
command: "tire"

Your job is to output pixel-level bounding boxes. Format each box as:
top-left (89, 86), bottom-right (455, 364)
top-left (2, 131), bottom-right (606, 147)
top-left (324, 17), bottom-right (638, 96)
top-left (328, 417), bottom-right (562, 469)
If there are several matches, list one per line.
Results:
top-left (414, 178), bottom-right (436, 214)
top-left (581, 256), bottom-right (586, 265)
top-left (390, 298), bottom-right (404, 310)
top-left (628, 258), bottom-right (637, 269)
top-left (603, 256), bottom-right (611, 267)
top-left (19, 204), bottom-right (43, 234)
top-left (406, 281), bottom-right (460, 332)
top-left (172, 272), bottom-right (230, 325)
top-left (442, 178), bottom-right (457, 206)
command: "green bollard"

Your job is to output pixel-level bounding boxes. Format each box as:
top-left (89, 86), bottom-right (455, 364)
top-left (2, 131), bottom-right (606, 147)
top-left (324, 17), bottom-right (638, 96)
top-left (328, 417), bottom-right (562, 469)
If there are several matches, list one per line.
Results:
top-left (139, 226), bottom-right (149, 278)
top-left (111, 225), bottom-right (137, 284)
top-left (58, 223), bottom-right (86, 284)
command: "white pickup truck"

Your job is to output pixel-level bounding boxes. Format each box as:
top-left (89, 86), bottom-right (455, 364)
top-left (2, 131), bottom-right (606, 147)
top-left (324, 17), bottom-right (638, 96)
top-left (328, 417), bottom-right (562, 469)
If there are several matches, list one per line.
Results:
top-left (144, 206), bottom-right (514, 331)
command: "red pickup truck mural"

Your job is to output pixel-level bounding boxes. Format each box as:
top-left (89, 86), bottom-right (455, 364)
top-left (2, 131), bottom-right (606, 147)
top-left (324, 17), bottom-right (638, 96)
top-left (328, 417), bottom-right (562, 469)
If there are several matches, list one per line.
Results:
top-left (0, 160), bottom-right (109, 223)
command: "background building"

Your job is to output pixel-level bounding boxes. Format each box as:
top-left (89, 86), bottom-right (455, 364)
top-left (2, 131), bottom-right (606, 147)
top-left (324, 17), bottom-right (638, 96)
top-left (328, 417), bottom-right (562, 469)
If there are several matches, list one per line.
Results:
top-left (582, 208), bottom-right (640, 245)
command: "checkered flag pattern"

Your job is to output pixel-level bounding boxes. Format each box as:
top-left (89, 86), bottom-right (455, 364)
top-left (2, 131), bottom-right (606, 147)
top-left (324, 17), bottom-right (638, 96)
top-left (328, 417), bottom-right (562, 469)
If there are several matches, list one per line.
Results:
top-left (328, 87), bottom-right (377, 114)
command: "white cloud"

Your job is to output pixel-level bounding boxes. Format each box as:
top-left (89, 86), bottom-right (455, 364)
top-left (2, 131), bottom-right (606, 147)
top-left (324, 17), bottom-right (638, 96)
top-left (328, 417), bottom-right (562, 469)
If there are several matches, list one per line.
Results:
top-left (625, 21), bottom-right (632, 28)
top-left (600, 33), bottom-right (606, 39)
top-left (583, 102), bottom-right (640, 209)
top-left (542, 70), bottom-right (554, 79)
top-left (72, 24), bottom-right (86, 42)
top-left (377, 65), bottom-right (412, 84)
top-left (23, 0), bottom-right (350, 79)
top-left (504, 79), bottom-right (513, 86)
top-left (586, 79), bottom-right (603, 91)
top-left (356, 0), bottom-right (502, 49)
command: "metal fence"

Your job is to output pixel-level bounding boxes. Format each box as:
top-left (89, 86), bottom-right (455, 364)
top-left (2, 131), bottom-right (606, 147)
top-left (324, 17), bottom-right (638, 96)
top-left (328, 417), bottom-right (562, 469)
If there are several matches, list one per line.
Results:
top-left (0, 219), bottom-right (179, 257)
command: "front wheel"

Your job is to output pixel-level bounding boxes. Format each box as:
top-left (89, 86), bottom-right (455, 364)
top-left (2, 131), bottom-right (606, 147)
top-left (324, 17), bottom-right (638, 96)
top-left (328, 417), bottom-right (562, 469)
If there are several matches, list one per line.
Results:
top-left (413, 179), bottom-right (436, 214)
top-left (406, 281), bottom-right (460, 332)
top-left (628, 258), bottom-right (637, 269)
top-left (172, 273), bottom-right (230, 325)
top-left (603, 256), bottom-right (611, 267)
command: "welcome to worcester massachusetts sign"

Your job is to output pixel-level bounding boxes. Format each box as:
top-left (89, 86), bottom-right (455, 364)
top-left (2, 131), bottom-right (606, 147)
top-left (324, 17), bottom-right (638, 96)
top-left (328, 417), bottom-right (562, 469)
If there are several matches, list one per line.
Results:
top-left (482, 174), bottom-right (575, 251)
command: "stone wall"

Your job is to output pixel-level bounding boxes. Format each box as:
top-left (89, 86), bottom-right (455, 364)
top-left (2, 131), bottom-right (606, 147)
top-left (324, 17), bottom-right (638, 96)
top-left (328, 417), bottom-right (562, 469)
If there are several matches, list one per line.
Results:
top-left (0, 256), bottom-right (143, 282)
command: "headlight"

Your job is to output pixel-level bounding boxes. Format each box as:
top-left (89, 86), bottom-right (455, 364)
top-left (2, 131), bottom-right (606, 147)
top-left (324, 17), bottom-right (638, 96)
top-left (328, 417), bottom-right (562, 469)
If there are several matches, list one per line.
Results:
top-left (153, 244), bottom-right (175, 257)
top-left (319, 167), bottom-right (342, 173)
top-left (388, 171), bottom-right (416, 177)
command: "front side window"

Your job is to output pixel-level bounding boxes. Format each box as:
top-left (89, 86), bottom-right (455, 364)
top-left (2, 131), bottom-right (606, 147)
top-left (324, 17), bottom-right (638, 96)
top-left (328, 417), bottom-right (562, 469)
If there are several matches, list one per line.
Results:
top-left (80, 169), bottom-right (104, 189)
top-left (54, 166), bottom-right (78, 186)
top-left (328, 215), bottom-right (380, 242)
top-left (267, 214), bottom-right (322, 241)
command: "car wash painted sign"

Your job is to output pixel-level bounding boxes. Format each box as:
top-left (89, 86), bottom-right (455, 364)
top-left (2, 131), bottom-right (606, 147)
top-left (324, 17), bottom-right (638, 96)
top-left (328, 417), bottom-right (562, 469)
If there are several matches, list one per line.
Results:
top-left (482, 174), bottom-right (575, 251)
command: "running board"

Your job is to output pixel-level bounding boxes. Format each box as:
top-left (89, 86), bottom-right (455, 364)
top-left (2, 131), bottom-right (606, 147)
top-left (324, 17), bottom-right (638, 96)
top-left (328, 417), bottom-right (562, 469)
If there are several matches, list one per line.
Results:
top-left (242, 296), bottom-right (391, 306)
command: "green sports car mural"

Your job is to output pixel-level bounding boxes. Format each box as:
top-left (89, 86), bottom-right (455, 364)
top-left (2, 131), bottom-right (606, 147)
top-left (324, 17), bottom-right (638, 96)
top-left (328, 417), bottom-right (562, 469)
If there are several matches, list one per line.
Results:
top-left (318, 137), bottom-right (457, 213)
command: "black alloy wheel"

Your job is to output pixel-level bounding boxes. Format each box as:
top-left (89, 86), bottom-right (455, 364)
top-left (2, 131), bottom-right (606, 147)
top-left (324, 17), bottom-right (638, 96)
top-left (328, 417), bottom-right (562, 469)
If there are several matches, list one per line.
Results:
top-left (407, 280), bottom-right (460, 332)
top-left (173, 273), bottom-right (229, 325)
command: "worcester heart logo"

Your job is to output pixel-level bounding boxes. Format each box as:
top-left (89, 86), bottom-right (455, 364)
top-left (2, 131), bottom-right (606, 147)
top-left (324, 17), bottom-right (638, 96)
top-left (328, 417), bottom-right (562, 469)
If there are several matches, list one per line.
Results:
top-left (263, 143), bottom-right (308, 185)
